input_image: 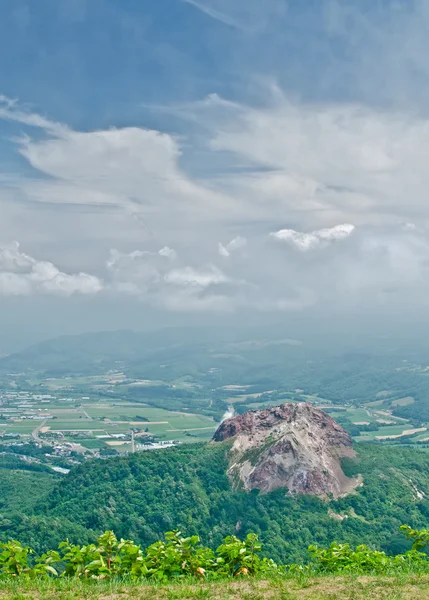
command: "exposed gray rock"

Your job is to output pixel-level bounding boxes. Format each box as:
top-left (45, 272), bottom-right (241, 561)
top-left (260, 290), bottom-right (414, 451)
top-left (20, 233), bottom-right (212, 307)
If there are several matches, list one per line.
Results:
top-left (213, 402), bottom-right (359, 498)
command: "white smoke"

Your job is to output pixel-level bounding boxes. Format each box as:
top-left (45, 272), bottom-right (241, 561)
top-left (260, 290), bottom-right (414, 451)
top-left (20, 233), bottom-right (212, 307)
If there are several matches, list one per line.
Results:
top-left (222, 405), bottom-right (236, 422)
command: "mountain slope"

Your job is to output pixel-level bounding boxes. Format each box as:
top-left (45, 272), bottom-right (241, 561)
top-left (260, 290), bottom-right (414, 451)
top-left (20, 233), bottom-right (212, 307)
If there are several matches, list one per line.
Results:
top-left (2, 440), bottom-right (429, 561)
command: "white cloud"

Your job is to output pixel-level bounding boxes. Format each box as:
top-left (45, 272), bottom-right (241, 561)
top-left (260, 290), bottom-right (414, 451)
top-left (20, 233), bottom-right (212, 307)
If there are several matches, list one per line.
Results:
top-left (98, 223), bottom-right (429, 316)
top-left (0, 95), bottom-right (68, 136)
top-left (218, 236), bottom-right (247, 257)
top-left (182, 0), bottom-right (287, 32)
top-left (106, 247), bottom-right (232, 309)
top-left (103, 248), bottom-right (235, 305)
top-left (271, 224), bottom-right (355, 251)
top-left (183, 0), bottom-right (245, 29)
top-left (0, 95), bottom-right (239, 234)
top-left (329, 227), bottom-right (429, 309)
top-left (159, 246), bottom-right (177, 260)
top-left (106, 248), bottom-right (169, 294)
top-left (202, 94), bottom-right (429, 229)
top-left (8, 92), bottom-right (429, 243)
top-left (0, 242), bottom-right (103, 296)
top-left (164, 265), bottom-right (228, 287)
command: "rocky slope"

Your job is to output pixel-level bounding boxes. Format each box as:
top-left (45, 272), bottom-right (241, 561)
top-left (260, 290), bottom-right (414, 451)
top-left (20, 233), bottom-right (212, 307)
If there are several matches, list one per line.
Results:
top-left (213, 402), bottom-right (359, 498)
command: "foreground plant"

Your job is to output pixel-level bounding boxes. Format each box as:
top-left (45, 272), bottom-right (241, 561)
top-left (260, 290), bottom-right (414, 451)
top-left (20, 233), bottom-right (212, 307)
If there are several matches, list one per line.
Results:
top-left (0, 541), bottom-right (59, 578)
top-left (306, 531), bottom-right (429, 575)
top-left (1, 524), bottom-right (429, 580)
top-left (143, 531), bottom-right (215, 581)
top-left (216, 533), bottom-right (278, 577)
top-left (59, 531), bottom-right (145, 579)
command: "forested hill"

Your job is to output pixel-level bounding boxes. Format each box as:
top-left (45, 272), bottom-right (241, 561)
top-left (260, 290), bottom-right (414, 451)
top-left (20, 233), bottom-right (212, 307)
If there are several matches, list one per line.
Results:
top-left (3, 442), bottom-right (429, 562)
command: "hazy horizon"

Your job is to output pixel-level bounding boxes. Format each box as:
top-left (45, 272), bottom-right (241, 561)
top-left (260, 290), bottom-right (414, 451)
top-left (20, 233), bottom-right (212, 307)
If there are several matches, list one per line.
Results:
top-left (4, 308), bottom-right (429, 356)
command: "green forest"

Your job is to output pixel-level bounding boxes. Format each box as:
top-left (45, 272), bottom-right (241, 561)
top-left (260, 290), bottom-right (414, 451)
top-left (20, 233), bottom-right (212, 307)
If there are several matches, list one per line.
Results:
top-left (3, 442), bottom-right (429, 564)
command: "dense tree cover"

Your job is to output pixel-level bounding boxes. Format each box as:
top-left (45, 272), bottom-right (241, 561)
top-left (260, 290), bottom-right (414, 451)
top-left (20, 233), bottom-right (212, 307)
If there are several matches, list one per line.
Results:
top-left (0, 461), bottom-right (56, 514)
top-left (3, 443), bottom-right (429, 563)
top-left (0, 455), bottom-right (52, 474)
top-left (392, 398), bottom-right (429, 424)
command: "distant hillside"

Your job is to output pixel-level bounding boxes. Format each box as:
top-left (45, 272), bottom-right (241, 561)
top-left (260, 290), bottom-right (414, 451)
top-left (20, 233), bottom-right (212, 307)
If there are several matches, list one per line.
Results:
top-left (0, 328), bottom-right (301, 379)
top-left (0, 329), bottom-right (190, 376)
top-left (4, 328), bottom-right (429, 411)
top-left (3, 441), bottom-right (429, 562)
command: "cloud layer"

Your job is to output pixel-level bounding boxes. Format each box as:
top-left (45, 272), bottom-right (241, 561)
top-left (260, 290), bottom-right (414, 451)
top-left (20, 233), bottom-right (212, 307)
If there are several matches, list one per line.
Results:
top-left (2, 81), bottom-right (429, 315)
top-left (0, 242), bottom-right (102, 296)
top-left (271, 224), bottom-right (355, 251)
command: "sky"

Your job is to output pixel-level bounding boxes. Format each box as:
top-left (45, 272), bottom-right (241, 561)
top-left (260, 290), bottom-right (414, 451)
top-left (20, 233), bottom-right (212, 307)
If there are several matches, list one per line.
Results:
top-left (1, 0), bottom-right (429, 351)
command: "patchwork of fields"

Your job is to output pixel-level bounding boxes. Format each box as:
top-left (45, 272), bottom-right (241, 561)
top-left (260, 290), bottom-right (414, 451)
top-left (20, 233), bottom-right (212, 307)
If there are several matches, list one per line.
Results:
top-left (1, 370), bottom-right (426, 460)
top-left (0, 396), bottom-right (218, 454)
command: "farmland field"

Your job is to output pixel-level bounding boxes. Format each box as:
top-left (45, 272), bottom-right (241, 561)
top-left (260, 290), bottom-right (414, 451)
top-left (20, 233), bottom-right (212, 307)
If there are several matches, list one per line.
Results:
top-left (2, 353), bottom-right (429, 464)
top-left (0, 390), bottom-right (219, 454)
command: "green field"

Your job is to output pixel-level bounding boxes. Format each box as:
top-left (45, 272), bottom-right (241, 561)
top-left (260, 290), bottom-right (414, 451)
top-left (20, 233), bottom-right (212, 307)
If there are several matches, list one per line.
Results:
top-left (1, 365), bottom-right (425, 456)
top-left (2, 423), bottom-right (37, 433)
top-left (392, 396), bottom-right (415, 407)
top-left (79, 439), bottom-right (106, 449)
top-left (49, 421), bottom-right (103, 431)
top-left (0, 397), bottom-right (219, 452)
top-left (344, 408), bottom-right (374, 423)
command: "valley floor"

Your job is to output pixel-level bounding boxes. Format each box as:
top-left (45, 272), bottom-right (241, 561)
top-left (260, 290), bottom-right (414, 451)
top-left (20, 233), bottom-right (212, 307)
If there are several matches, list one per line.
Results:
top-left (3, 576), bottom-right (429, 600)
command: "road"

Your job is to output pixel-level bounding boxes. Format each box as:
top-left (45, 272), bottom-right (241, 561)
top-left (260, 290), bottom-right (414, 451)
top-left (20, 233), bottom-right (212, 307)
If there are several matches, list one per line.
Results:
top-left (31, 419), bottom-right (48, 443)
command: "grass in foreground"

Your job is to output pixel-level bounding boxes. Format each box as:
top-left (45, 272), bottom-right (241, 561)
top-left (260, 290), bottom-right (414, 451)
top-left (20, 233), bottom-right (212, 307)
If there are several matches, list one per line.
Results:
top-left (2, 575), bottom-right (429, 600)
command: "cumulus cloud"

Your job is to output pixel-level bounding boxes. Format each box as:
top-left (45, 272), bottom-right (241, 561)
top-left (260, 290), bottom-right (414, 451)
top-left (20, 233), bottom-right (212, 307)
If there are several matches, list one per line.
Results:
top-left (271, 224), bottom-right (355, 251)
top-left (100, 222), bottom-right (429, 316)
top-left (159, 246), bottom-right (177, 260)
top-left (106, 248), bottom-right (174, 295)
top-left (218, 236), bottom-right (247, 257)
top-left (0, 242), bottom-right (103, 296)
top-left (165, 265), bottom-right (228, 287)
top-left (0, 95), bottom-right (239, 236)
top-left (283, 225), bottom-right (429, 311)
top-left (106, 247), bottom-right (235, 310)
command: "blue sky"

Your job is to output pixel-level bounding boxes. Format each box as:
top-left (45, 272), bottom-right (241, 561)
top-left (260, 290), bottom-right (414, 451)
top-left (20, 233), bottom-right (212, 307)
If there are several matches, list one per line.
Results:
top-left (2, 0), bottom-right (415, 127)
top-left (1, 0), bottom-right (267, 127)
top-left (1, 0), bottom-right (429, 350)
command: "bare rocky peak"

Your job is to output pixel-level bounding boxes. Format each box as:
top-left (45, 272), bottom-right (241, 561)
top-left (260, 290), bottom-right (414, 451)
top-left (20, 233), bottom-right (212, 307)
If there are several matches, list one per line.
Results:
top-left (213, 402), bottom-right (359, 498)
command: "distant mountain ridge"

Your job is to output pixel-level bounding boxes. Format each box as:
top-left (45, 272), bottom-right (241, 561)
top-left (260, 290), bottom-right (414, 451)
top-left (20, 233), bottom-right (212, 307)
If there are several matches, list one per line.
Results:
top-left (0, 328), bottom-right (316, 394)
top-left (4, 328), bottom-right (429, 422)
